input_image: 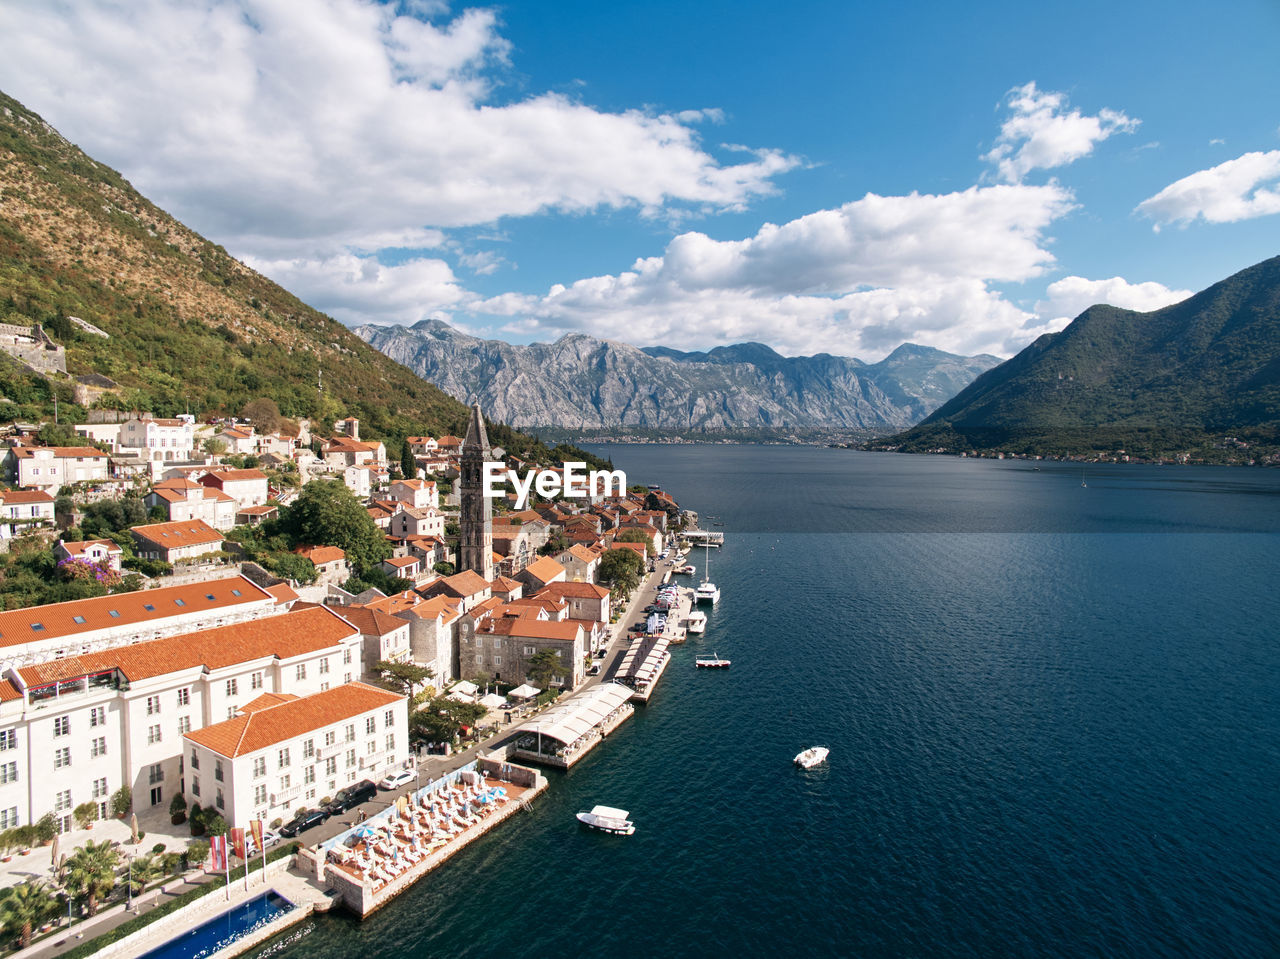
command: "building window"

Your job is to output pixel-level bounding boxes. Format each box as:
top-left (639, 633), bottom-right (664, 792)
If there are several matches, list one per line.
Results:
top-left (177, 716), bottom-right (191, 734)
top-left (190, 749), bottom-right (199, 770)
top-left (277, 748), bottom-right (290, 769)
top-left (366, 740), bottom-right (376, 756)
top-left (146, 695), bottom-right (161, 715)
top-left (324, 731), bottom-right (335, 747)
top-left (214, 760), bottom-right (224, 782)
top-left (280, 773), bottom-right (291, 790)
top-left (254, 784), bottom-right (267, 806)
top-left (494, 655), bottom-right (501, 666)
top-left (344, 673), bottom-right (352, 684)
top-left (53, 716), bottom-right (71, 736)
top-left (319, 682), bottom-right (329, 692)
top-left (343, 649), bottom-right (352, 665)
top-left (215, 790), bottom-right (224, 810)
top-left (0, 808), bottom-right (17, 829)
top-left (295, 664), bottom-right (306, 681)
top-left (226, 678), bottom-right (238, 696)
top-left (384, 710), bottom-right (394, 727)
top-left (89, 706), bottom-right (106, 727)
top-left (523, 646), bottom-right (535, 656)
top-left (344, 724), bottom-right (355, 743)
top-left (365, 717), bottom-right (376, 735)
top-left (251, 672), bottom-right (263, 690)
top-left (0, 730), bottom-right (16, 751)
top-left (253, 757), bottom-right (266, 778)
top-left (91, 737), bottom-right (107, 758)
top-left (304, 766), bottom-right (315, 784)
top-left (319, 658), bottom-right (330, 675)
top-left (345, 749), bottom-right (356, 769)
top-left (55, 790), bottom-right (72, 812)
top-left (192, 776), bottom-right (200, 797)
top-left (148, 763), bottom-right (164, 785)
top-left (92, 778), bottom-right (108, 799)
top-left (324, 757), bottom-right (337, 776)
top-left (0, 762), bottom-right (17, 784)
top-left (147, 725), bottom-right (161, 746)
top-left (177, 688), bottom-right (190, 706)
top-left (54, 747), bottom-right (71, 769)
top-left (302, 739), bottom-right (315, 759)
top-left (385, 733), bottom-right (395, 753)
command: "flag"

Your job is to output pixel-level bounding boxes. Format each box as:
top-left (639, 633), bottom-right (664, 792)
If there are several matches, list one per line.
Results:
top-left (249, 819), bottom-right (264, 852)
top-left (210, 834), bottom-right (227, 872)
top-left (231, 827), bottom-right (246, 860)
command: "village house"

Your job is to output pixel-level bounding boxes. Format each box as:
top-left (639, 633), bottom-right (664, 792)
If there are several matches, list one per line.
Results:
top-left (131, 519), bottom-right (226, 564)
top-left (388, 504), bottom-right (446, 540)
top-left (145, 478), bottom-right (238, 531)
top-left (0, 489), bottom-right (56, 539)
top-left (213, 424), bottom-right (257, 455)
top-left (199, 468), bottom-right (270, 510)
top-left (518, 555), bottom-right (568, 593)
top-left (4, 445), bottom-right (110, 492)
top-left (117, 413), bottom-right (197, 462)
top-left (53, 538), bottom-right (124, 572)
top-left (534, 581), bottom-right (612, 624)
top-left (379, 554), bottom-right (425, 584)
top-left (293, 545), bottom-right (350, 587)
top-left (418, 570), bottom-right (492, 613)
top-left (387, 478), bottom-right (439, 510)
top-left (555, 543), bottom-right (603, 583)
top-left (334, 605), bottom-right (413, 673)
top-left (461, 615), bottom-right (586, 690)
top-left (183, 682), bottom-right (407, 829)
top-left (359, 591), bottom-right (461, 688)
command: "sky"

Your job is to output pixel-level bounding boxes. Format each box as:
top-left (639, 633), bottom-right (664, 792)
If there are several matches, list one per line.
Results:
top-left (1, 0), bottom-right (1278, 361)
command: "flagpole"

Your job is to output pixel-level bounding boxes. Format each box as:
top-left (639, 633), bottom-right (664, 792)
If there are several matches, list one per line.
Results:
top-left (261, 823), bottom-right (266, 887)
top-left (224, 832), bottom-right (231, 901)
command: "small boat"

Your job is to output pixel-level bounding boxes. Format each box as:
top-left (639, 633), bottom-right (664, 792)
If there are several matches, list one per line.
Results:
top-left (794, 746), bottom-right (829, 769)
top-left (675, 564), bottom-right (696, 575)
top-left (695, 654), bottom-right (731, 668)
top-left (576, 805), bottom-right (635, 835)
top-left (683, 610), bottom-right (707, 634)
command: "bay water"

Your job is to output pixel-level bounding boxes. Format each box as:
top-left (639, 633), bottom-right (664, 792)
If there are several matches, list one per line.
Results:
top-left (262, 448), bottom-right (1280, 958)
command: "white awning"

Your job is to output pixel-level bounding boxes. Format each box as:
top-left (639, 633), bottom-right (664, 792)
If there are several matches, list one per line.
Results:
top-left (451, 680), bottom-right (479, 696)
top-left (508, 684), bottom-right (541, 699)
top-left (515, 683), bottom-right (632, 747)
top-left (478, 693), bottom-right (507, 709)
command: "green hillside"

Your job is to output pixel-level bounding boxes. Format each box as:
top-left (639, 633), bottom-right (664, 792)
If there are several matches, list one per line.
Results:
top-left (0, 91), bottom-right (469, 445)
top-left (887, 255), bottom-right (1280, 460)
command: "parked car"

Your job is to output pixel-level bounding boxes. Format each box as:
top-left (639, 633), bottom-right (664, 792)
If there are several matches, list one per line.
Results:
top-left (279, 809), bottom-right (328, 837)
top-left (323, 779), bottom-right (378, 815)
top-left (378, 769), bottom-right (415, 791)
top-left (245, 829), bottom-right (281, 854)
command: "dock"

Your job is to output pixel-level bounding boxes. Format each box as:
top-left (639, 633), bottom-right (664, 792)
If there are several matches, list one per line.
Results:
top-left (617, 634), bottom-right (671, 702)
top-left (507, 682), bottom-right (635, 768)
top-left (301, 757), bottom-right (548, 919)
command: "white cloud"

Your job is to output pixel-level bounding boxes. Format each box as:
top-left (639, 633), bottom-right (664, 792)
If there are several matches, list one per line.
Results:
top-left (984, 82), bottom-right (1138, 183)
top-left (0, 0), bottom-right (797, 258)
top-left (470, 184), bottom-right (1076, 359)
top-left (1034, 275), bottom-right (1192, 325)
top-left (243, 252), bottom-right (468, 326)
top-left (1136, 150), bottom-right (1280, 228)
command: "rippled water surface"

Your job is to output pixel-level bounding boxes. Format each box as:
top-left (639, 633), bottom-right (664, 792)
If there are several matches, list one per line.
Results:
top-left (262, 449), bottom-right (1280, 958)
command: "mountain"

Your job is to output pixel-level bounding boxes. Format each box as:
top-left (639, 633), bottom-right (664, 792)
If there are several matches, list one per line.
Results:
top-left (0, 91), bottom-right (473, 443)
top-left (354, 319), bottom-right (1000, 432)
top-left (890, 255), bottom-right (1280, 456)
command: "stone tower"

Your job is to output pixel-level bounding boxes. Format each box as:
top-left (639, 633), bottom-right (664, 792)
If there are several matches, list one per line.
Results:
top-left (458, 401), bottom-right (494, 580)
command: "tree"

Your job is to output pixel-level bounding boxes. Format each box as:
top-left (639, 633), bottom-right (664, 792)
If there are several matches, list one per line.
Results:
top-left (373, 660), bottom-right (434, 697)
top-left (598, 547), bottom-right (644, 596)
top-left (279, 479), bottom-right (391, 574)
top-left (616, 527), bottom-right (653, 556)
top-left (204, 812), bottom-right (229, 839)
top-left (110, 786), bottom-right (131, 818)
top-left (400, 441), bottom-right (416, 480)
top-left (0, 881), bottom-right (58, 948)
top-left (241, 398), bottom-right (284, 433)
top-left (526, 649), bottom-right (569, 689)
top-left (409, 696), bottom-right (486, 746)
top-left (64, 840), bottom-right (119, 917)
top-left (73, 802), bottom-right (98, 830)
top-left (168, 793), bottom-right (187, 825)
top-left (538, 530), bottom-right (569, 556)
top-left (185, 840), bottom-right (210, 869)
top-left (203, 438), bottom-right (228, 456)
top-left (129, 855), bottom-right (161, 896)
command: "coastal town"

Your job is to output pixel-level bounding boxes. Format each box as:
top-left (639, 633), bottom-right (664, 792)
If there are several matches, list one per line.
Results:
top-left (0, 399), bottom-right (720, 957)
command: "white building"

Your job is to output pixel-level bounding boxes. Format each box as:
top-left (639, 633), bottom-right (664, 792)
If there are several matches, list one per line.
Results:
top-left (199, 469), bottom-right (270, 511)
top-left (0, 489), bottom-right (56, 540)
top-left (388, 479), bottom-right (438, 511)
top-left (184, 683), bottom-right (407, 827)
top-left (0, 605), bottom-right (363, 831)
top-left (146, 479), bottom-right (238, 531)
top-left (118, 414), bottom-right (197, 462)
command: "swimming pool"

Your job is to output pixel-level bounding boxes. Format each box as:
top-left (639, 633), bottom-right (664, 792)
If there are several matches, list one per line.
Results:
top-left (135, 891), bottom-right (295, 959)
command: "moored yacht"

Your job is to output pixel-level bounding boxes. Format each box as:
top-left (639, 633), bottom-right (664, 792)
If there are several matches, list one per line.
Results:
top-left (576, 805), bottom-right (635, 835)
top-left (683, 609), bottom-right (707, 634)
top-left (794, 746), bottom-right (829, 769)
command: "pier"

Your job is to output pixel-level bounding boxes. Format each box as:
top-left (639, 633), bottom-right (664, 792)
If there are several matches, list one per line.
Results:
top-left (617, 634), bottom-right (671, 702)
top-left (683, 529), bottom-right (724, 547)
top-left (508, 682), bottom-right (634, 768)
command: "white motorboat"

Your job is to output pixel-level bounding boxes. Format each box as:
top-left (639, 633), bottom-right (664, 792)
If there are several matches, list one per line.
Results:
top-left (794, 746), bottom-right (829, 769)
top-left (694, 581), bottom-right (720, 605)
top-left (576, 805), bottom-right (635, 835)
top-left (683, 610), bottom-right (707, 634)
top-left (695, 654), bottom-right (731, 668)
top-left (675, 564), bottom-right (696, 575)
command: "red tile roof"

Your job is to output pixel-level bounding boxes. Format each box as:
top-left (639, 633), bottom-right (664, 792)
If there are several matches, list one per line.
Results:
top-left (57, 539), bottom-right (122, 556)
top-left (131, 519), bottom-right (224, 550)
top-left (293, 545), bottom-right (346, 565)
top-left (11, 446), bottom-right (107, 459)
top-left (0, 489), bottom-right (55, 504)
top-left (14, 606), bottom-right (356, 687)
top-left (185, 682), bottom-right (403, 757)
top-left (480, 618), bottom-right (582, 642)
top-left (341, 605), bottom-right (407, 636)
top-left (0, 575), bottom-right (272, 648)
top-left (536, 582), bottom-right (610, 600)
top-left (522, 556), bottom-right (566, 583)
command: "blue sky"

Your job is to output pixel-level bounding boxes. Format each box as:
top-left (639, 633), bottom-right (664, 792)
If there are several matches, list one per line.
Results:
top-left (1, 0), bottom-right (1278, 360)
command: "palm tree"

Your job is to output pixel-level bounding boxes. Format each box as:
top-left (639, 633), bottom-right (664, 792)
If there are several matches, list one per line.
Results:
top-left (129, 854), bottom-right (161, 898)
top-left (64, 840), bottom-right (120, 917)
top-left (0, 881), bottom-right (58, 948)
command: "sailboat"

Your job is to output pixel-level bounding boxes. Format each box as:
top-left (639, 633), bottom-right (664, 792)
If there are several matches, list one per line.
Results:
top-left (694, 542), bottom-right (720, 605)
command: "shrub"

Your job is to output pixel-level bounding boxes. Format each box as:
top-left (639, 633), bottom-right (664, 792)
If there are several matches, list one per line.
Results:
top-left (74, 801), bottom-right (98, 830)
top-left (169, 793), bottom-right (187, 825)
top-left (185, 840), bottom-right (209, 868)
top-left (161, 852), bottom-right (183, 875)
top-left (189, 803), bottom-right (205, 836)
top-left (110, 786), bottom-right (131, 818)
top-left (269, 818), bottom-right (283, 830)
top-left (204, 814), bottom-right (228, 838)
top-left (151, 842), bottom-right (166, 855)
top-left (34, 814), bottom-right (57, 844)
